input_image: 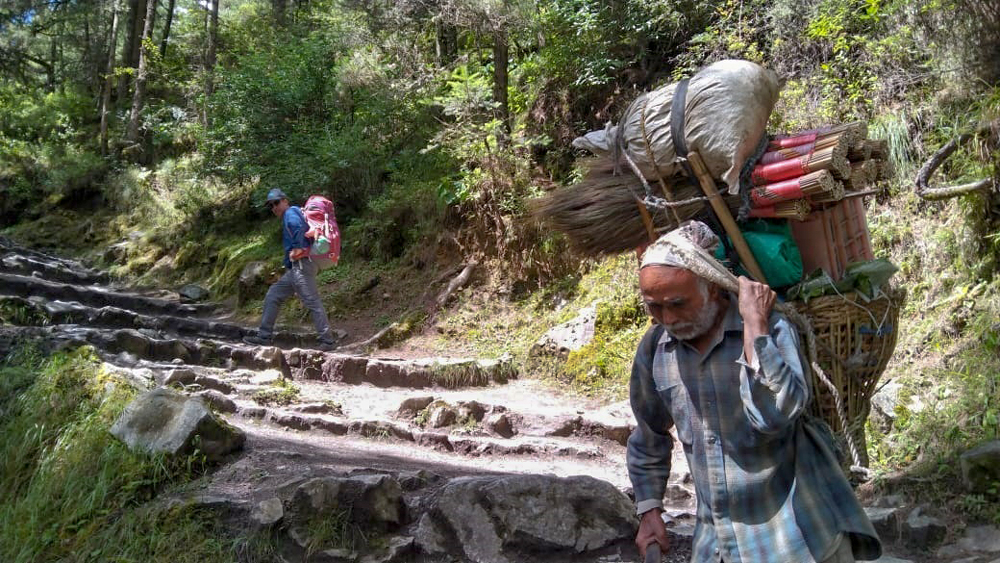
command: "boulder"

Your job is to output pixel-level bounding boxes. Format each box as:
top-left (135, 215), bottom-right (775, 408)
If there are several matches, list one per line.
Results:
top-left (287, 474), bottom-right (404, 529)
top-left (426, 401), bottom-right (457, 428)
top-left (250, 497), bottom-right (284, 528)
top-left (238, 261), bottom-right (269, 304)
top-left (485, 412), bottom-right (515, 438)
top-left (397, 396), bottom-right (435, 419)
top-left (902, 505), bottom-right (947, 549)
top-left (530, 304), bottom-right (597, 358)
top-left (870, 380), bottom-right (901, 433)
top-left (178, 284), bottom-right (210, 303)
top-left (961, 440), bottom-right (1000, 493)
top-left (865, 506), bottom-right (902, 543)
top-left (110, 387), bottom-right (245, 461)
top-left (956, 525), bottom-right (1000, 553)
top-left (417, 474), bottom-right (637, 562)
top-left (196, 389), bottom-right (237, 413)
top-left (458, 400), bottom-right (488, 422)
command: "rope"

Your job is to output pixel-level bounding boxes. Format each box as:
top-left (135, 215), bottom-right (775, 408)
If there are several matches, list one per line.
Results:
top-left (639, 97), bottom-right (683, 225)
top-left (658, 233), bottom-right (870, 479)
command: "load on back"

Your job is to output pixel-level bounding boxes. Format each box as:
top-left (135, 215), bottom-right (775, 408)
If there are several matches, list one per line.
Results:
top-left (535, 58), bottom-right (902, 471)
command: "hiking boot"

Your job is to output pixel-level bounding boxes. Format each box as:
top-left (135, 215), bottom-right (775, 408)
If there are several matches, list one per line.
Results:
top-left (315, 341), bottom-right (337, 352)
top-left (242, 334), bottom-right (273, 347)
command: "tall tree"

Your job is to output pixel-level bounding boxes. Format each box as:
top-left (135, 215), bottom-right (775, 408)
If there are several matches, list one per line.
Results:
top-left (101, 0), bottom-right (122, 156)
top-left (203, 0), bottom-right (220, 126)
top-left (492, 30), bottom-right (510, 141)
top-left (125, 0), bottom-right (157, 150)
top-left (160, 0), bottom-right (176, 56)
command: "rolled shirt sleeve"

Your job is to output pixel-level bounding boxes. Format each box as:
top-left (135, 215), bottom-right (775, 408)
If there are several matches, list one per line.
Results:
top-left (627, 325), bottom-right (673, 515)
top-left (736, 315), bottom-right (810, 435)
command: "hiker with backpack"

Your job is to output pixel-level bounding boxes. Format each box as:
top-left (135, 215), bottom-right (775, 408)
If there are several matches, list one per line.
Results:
top-left (243, 188), bottom-right (340, 351)
top-left (628, 221), bottom-right (881, 563)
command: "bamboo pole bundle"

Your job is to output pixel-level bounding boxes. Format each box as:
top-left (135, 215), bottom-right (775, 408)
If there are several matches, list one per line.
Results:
top-left (752, 146), bottom-right (851, 185)
top-left (851, 160), bottom-right (879, 182)
top-left (751, 170), bottom-right (836, 206)
top-left (748, 199), bottom-right (812, 220)
top-left (770, 122), bottom-right (867, 151)
top-left (848, 141), bottom-right (872, 161)
top-left (809, 181), bottom-right (848, 204)
top-left (760, 134), bottom-right (849, 166)
top-left (842, 168), bottom-right (869, 191)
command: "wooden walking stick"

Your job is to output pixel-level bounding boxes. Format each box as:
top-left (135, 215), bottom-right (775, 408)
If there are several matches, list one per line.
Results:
top-left (686, 151), bottom-right (769, 285)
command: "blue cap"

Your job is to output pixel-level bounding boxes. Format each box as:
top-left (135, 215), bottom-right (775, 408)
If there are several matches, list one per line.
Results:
top-left (264, 188), bottom-right (288, 206)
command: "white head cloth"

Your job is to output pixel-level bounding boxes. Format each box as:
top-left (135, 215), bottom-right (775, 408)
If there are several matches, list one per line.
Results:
top-left (640, 221), bottom-right (719, 269)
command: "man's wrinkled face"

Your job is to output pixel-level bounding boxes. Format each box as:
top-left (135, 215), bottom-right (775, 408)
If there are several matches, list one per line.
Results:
top-left (639, 265), bottom-right (721, 341)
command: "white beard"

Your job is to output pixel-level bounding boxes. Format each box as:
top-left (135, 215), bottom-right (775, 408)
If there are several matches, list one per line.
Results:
top-left (665, 297), bottom-right (722, 341)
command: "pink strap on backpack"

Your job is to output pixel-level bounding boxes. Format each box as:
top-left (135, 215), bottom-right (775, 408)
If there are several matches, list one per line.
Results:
top-left (302, 195), bottom-right (341, 267)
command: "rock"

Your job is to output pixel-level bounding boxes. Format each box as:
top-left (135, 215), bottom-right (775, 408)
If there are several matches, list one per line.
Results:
top-left (178, 284), bottom-right (210, 303)
top-left (397, 396), bottom-right (435, 419)
top-left (287, 474), bottom-right (404, 530)
top-left (289, 402), bottom-right (343, 416)
top-left (332, 328), bottom-right (349, 341)
top-left (398, 469), bottom-right (443, 491)
top-left (148, 254), bottom-right (176, 278)
top-left (870, 380), bottom-right (901, 432)
top-left (871, 556), bottom-right (916, 563)
top-left (358, 536), bottom-right (414, 563)
top-left (530, 304), bottom-right (597, 358)
top-left (164, 368), bottom-right (196, 386)
top-left (485, 412), bottom-right (515, 438)
top-left (110, 387), bottom-right (245, 461)
top-left (903, 505), bottom-right (947, 549)
top-left (457, 400), bottom-right (488, 422)
top-left (957, 525), bottom-right (1000, 553)
top-left (238, 261), bottom-right (269, 305)
top-left (961, 440), bottom-right (1000, 493)
top-left (865, 506), bottom-right (902, 543)
top-left (196, 390), bottom-right (237, 413)
top-left (415, 513), bottom-right (449, 555)
top-left (419, 474), bottom-right (637, 562)
top-left (250, 497), bottom-right (284, 528)
top-left (426, 401), bottom-right (457, 428)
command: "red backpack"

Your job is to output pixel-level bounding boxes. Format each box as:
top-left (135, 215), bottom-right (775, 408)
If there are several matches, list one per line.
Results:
top-left (301, 195), bottom-right (341, 268)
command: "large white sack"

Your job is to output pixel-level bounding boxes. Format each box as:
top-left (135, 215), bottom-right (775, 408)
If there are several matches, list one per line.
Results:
top-left (574, 60), bottom-right (780, 195)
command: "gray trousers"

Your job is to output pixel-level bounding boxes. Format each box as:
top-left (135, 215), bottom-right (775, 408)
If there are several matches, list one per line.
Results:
top-left (258, 259), bottom-right (333, 343)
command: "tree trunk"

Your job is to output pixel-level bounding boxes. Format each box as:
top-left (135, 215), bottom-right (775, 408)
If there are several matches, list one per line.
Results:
top-left (203, 0), bottom-right (220, 127)
top-left (117, 0), bottom-right (140, 103)
top-left (436, 20), bottom-right (457, 65)
top-left (100, 0), bottom-right (122, 156)
top-left (125, 0), bottom-right (157, 151)
top-left (159, 0), bottom-right (175, 56)
top-left (48, 27), bottom-right (57, 91)
top-left (492, 31), bottom-right (510, 143)
top-left (272, 0), bottom-right (286, 25)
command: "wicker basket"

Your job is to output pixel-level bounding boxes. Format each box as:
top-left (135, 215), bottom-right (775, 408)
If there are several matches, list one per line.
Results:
top-left (793, 287), bottom-right (905, 467)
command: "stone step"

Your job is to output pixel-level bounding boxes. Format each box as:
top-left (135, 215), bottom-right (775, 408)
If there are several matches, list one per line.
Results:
top-left (233, 401), bottom-right (611, 461)
top-left (0, 294), bottom-right (313, 348)
top-left (0, 272), bottom-right (218, 318)
top-left (1, 250), bottom-right (111, 285)
top-left (0, 237), bottom-right (108, 281)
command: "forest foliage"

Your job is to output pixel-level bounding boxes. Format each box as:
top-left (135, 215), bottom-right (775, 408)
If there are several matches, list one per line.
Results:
top-left (1, 0), bottom-right (999, 525)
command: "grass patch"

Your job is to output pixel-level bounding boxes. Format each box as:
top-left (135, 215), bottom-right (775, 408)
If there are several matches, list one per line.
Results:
top-left (0, 297), bottom-right (50, 326)
top-left (0, 343), bottom-right (276, 563)
top-left (252, 377), bottom-right (301, 406)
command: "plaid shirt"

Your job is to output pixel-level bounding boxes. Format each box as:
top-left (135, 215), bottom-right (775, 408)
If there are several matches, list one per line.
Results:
top-left (627, 296), bottom-right (881, 563)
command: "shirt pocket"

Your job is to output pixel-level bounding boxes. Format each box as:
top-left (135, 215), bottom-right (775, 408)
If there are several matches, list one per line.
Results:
top-left (660, 383), bottom-right (694, 446)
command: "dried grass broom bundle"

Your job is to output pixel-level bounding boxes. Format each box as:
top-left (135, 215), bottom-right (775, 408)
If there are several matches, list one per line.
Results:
top-left (750, 170), bottom-right (837, 206)
top-left (842, 168), bottom-right (869, 192)
top-left (531, 159), bottom-right (737, 256)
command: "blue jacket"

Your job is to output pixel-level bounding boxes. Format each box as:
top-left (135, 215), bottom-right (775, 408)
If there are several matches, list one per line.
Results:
top-left (281, 206), bottom-right (310, 269)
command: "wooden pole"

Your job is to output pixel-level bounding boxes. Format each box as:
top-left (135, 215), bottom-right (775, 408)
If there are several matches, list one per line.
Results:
top-left (686, 151), bottom-right (769, 285)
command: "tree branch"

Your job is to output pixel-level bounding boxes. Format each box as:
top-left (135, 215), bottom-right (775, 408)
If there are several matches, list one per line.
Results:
top-left (916, 126), bottom-right (996, 200)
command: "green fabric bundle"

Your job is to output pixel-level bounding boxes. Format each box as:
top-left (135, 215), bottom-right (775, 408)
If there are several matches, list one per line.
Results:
top-left (715, 219), bottom-right (804, 288)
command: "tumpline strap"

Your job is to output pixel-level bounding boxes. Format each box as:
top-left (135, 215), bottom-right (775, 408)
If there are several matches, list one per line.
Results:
top-left (669, 79), bottom-right (741, 272)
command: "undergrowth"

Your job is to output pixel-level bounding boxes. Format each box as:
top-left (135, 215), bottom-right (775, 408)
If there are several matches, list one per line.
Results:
top-left (0, 343), bottom-right (276, 562)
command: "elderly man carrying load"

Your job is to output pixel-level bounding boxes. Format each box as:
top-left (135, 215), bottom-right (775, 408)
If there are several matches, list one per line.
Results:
top-left (628, 221), bottom-right (881, 563)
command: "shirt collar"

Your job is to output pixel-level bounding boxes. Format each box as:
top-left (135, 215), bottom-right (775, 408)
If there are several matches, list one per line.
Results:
top-left (656, 292), bottom-right (743, 351)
